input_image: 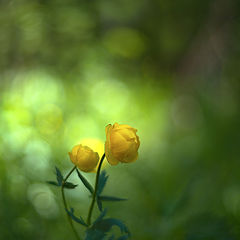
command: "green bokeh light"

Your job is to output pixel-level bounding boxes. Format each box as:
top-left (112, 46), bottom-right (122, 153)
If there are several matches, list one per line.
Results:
top-left (0, 1), bottom-right (240, 239)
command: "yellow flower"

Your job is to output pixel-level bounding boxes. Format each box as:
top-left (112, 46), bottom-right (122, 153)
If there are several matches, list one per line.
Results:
top-left (80, 138), bottom-right (107, 170)
top-left (68, 144), bottom-right (99, 172)
top-left (105, 123), bottom-right (140, 165)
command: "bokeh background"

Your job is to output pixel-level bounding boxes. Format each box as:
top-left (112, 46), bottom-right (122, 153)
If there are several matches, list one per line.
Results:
top-left (1, 0), bottom-right (240, 239)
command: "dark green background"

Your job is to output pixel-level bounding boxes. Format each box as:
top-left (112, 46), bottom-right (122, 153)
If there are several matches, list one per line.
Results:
top-left (0, 0), bottom-right (240, 239)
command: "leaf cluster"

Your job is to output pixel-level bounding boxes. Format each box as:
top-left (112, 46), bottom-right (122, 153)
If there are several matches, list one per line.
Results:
top-left (85, 209), bottom-right (130, 240)
top-left (47, 166), bottom-right (130, 239)
top-left (46, 167), bottom-right (78, 189)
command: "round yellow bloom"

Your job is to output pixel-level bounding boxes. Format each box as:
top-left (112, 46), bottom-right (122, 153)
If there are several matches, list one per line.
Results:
top-left (80, 138), bottom-right (107, 170)
top-left (105, 123), bottom-right (140, 165)
top-left (68, 144), bottom-right (99, 172)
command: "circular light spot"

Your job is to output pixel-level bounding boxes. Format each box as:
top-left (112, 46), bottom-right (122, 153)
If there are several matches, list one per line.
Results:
top-left (27, 183), bottom-right (59, 219)
top-left (36, 104), bottom-right (63, 135)
top-left (23, 139), bottom-right (51, 179)
top-left (64, 116), bottom-right (101, 147)
top-left (90, 79), bottom-right (129, 117)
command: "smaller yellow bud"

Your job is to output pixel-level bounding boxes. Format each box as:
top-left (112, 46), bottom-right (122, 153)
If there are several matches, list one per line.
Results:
top-left (68, 144), bottom-right (99, 172)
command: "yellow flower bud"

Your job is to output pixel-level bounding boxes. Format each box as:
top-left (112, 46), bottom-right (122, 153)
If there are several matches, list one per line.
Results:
top-left (68, 144), bottom-right (99, 172)
top-left (105, 123), bottom-right (140, 165)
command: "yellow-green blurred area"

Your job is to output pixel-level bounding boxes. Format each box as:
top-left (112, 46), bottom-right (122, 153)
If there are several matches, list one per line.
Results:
top-left (0, 0), bottom-right (240, 239)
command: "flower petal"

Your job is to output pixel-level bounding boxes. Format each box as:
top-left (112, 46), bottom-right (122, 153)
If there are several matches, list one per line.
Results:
top-left (105, 141), bottom-right (118, 165)
top-left (105, 124), bottom-right (112, 136)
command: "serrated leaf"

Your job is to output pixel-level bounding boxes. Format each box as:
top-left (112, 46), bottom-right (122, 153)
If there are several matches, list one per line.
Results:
top-left (76, 169), bottom-right (94, 194)
top-left (63, 182), bottom-right (78, 189)
top-left (85, 229), bottom-right (106, 240)
top-left (94, 208), bottom-right (107, 224)
top-left (46, 180), bottom-right (60, 186)
top-left (97, 196), bottom-right (103, 212)
top-left (55, 167), bottom-right (63, 185)
top-left (88, 212), bottom-right (130, 240)
top-left (66, 208), bottom-right (88, 227)
top-left (99, 196), bottom-right (127, 202)
top-left (97, 170), bottom-right (109, 195)
top-left (92, 218), bottom-right (130, 236)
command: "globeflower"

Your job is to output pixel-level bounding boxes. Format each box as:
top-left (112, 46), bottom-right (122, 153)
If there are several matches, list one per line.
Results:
top-left (105, 123), bottom-right (140, 165)
top-left (68, 144), bottom-right (99, 172)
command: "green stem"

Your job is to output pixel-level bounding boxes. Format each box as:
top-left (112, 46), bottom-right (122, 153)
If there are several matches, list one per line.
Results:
top-left (87, 153), bottom-right (106, 226)
top-left (61, 166), bottom-right (81, 240)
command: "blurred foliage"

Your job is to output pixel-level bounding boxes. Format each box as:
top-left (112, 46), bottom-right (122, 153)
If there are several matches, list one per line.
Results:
top-left (0, 0), bottom-right (240, 239)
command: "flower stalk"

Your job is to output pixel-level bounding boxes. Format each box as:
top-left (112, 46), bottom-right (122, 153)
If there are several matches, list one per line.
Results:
top-left (87, 153), bottom-right (105, 226)
top-left (61, 166), bottom-right (81, 240)
top-left (47, 123), bottom-right (140, 239)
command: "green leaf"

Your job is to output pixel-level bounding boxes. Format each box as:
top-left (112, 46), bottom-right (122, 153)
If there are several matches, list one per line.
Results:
top-left (76, 169), bottom-right (94, 194)
top-left (99, 196), bottom-right (127, 202)
top-left (46, 180), bottom-right (60, 186)
top-left (110, 234), bottom-right (129, 240)
top-left (85, 208), bottom-right (108, 240)
top-left (55, 167), bottom-right (63, 185)
top-left (86, 211), bottom-right (130, 240)
top-left (97, 170), bottom-right (108, 195)
top-left (93, 218), bottom-right (130, 236)
top-left (63, 182), bottom-right (78, 189)
top-left (94, 208), bottom-right (107, 224)
top-left (97, 196), bottom-right (103, 212)
top-left (66, 208), bottom-right (88, 227)
top-left (96, 196), bottom-right (126, 211)
top-left (85, 229), bottom-right (106, 240)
